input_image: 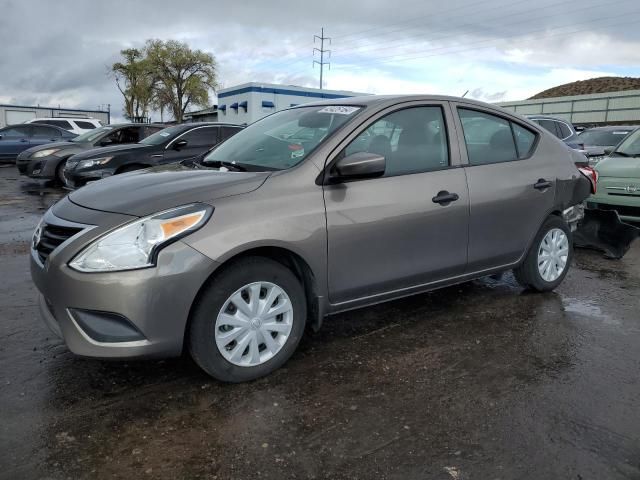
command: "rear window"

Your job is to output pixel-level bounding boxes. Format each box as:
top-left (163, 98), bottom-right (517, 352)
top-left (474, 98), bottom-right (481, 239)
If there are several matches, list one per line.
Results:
top-left (578, 129), bottom-right (633, 146)
top-left (556, 122), bottom-right (572, 139)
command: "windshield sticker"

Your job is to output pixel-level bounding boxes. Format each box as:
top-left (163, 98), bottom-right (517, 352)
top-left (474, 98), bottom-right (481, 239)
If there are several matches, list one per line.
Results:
top-left (159, 132), bottom-right (171, 137)
top-left (318, 106), bottom-right (360, 115)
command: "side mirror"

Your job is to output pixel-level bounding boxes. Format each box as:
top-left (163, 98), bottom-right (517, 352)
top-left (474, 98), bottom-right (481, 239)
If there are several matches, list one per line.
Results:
top-left (331, 152), bottom-right (386, 181)
top-left (99, 138), bottom-right (113, 147)
top-left (173, 139), bottom-right (188, 150)
top-left (603, 147), bottom-right (613, 155)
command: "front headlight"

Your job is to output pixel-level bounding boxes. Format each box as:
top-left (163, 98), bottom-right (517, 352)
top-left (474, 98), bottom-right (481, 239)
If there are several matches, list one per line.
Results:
top-left (32, 148), bottom-right (61, 158)
top-left (69, 204), bottom-right (213, 272)
top-left (77, 156), bottom-right (113, 169)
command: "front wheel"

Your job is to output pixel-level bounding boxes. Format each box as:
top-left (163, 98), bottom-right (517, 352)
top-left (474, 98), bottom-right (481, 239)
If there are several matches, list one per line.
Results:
top-left (513, 216), bottom-right (573, 292)
top-left (188, 257), bottom-right (306, 382)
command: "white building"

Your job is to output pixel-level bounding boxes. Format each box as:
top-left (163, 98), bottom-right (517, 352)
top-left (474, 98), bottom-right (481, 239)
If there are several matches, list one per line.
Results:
top-left (216, 82), bottom-right (368, 125)
top-left (0, 103), bottom-right (110, 128)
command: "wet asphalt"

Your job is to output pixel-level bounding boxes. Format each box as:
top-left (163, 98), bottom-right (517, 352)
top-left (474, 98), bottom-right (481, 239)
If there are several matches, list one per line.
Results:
top-left (0, 165), bottom-right (639, 480)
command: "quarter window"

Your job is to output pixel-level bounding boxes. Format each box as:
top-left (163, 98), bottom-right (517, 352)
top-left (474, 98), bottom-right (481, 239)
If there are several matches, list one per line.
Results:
top-left (536, 119), bottom-right (561, 138)
top-left (344, 106), bottom-right (449, 176)
top-left (556, 121), bottom-right (572, 139)
top-left (512, 124), bottom-right (536, 158)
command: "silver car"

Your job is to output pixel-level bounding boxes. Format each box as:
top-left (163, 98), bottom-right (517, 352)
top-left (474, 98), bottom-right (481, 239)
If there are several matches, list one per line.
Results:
top-left (31, 95), bottom-right (591, 382)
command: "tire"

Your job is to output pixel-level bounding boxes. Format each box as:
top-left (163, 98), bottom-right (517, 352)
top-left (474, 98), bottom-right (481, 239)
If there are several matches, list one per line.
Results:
top-left (513, 215), bottom-right (573, 292)
top-left (55, 160), bottom-right (67, 186)
top-left (188, 256), bottom-right (307, 382)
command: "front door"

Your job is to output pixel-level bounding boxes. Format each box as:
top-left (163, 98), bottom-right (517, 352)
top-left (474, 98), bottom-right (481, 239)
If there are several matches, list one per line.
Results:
top-left (324, 104), bottom-right (469, 305)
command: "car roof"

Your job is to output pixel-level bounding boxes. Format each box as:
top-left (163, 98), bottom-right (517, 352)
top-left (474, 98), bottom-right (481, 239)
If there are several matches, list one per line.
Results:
top-left (2, 123), bottom-right (73, 133)
top-left (581, 125), bottom-right (638, 131)
top-left (524, 114), bottom-right (570, 122)
top-left (30, 117), bottom-right (99, 121)
top-left (295, 94), bottom-right (506, 109)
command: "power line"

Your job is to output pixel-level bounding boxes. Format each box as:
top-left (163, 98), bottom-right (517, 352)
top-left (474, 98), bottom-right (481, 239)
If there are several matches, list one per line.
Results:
top-left (313, 27), bottom-right (331, 89)
top-left (331, 11), bottom-right (640, 69)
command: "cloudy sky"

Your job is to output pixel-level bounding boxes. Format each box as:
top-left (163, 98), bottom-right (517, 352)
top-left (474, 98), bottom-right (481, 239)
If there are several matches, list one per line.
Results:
top-left (1, 0), bottom-right (639, 121)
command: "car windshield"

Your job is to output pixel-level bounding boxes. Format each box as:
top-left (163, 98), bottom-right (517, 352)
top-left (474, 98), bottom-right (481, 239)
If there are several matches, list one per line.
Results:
top-left (578, 129), bottom-right (633, 147)
top-left (71, 126), bottom-right (114, 143)
top-left (615, 129), bottom-right (640, 156)
top-left (140, 125), bottom-right (184, 145)
top-left (202, 105), bottom-right (363, 170)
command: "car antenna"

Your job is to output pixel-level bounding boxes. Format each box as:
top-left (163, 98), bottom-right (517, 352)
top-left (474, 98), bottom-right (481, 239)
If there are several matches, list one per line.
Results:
top-left (461, 90), bottom-right (469, 98)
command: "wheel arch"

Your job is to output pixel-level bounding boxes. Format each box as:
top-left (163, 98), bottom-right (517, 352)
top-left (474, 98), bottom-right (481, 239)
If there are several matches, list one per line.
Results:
top-left (184, 245), bottom-right (324, 352)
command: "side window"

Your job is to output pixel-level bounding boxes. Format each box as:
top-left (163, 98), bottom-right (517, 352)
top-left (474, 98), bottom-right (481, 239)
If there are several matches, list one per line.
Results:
top-left (110, 127), bottom-right (140, 144)
top-left (180, 127), bottom-right (217, 147)
top-left (220, 126), bottom-right (241, 141)
top-left (32, 126), bottom-right (61, 139)
top-left (556, 122), bottom-right (572, 139)
top-left (1, 126), bottom-right (31, 138)
top-left (458, 108), bottom-right (518, 165)
top-left (343, 106), bottom-right (449, 176)
top-left (537, 119), bottom-right (561, 138)
top-left (42, 119), bottom-right (73, 130)
top-left (74, 121), bottom-right (97, 130)
top-left (512, 124), bottom-right (536, 159)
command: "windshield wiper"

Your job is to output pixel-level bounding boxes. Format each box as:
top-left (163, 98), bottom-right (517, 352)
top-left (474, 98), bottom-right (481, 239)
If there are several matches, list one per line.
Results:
top-left (205, 160), bottom-right (248, 172)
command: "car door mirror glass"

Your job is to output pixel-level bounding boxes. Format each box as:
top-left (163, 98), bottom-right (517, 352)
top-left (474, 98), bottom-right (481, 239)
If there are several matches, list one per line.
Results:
top-left (332, 152), bottom-right (385, 180)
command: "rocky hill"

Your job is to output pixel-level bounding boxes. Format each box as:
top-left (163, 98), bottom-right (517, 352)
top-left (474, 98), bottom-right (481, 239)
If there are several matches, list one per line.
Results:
top-left (529, 77), bottom-right (640, 100)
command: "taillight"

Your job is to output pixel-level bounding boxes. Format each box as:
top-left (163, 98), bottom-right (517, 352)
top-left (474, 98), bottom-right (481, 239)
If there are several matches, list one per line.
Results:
top-left (578, 166), bottom-right (598, 194)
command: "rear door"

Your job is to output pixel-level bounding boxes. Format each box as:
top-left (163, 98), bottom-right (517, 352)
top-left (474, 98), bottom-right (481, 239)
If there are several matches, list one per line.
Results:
top-left (324, 102), bottom-right (469, 305)
top-left (0, 126), bottom-right (32, 159)
top-left (163, 126), bottom-right (219, 164)
top-left (453, 104), bottom-right (555, 272)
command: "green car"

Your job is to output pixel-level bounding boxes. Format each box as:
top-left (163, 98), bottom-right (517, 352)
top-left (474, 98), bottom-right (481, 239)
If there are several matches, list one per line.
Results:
top-left (588, 128), bottom-right (640, 223)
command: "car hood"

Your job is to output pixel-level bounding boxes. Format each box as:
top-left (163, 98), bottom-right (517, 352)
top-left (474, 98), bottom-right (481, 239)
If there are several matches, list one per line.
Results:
top-left (595, 156), bottom-right (640, 179)
top-left (71, 143), bottom-right (151, 160)
top-left (583, 146), bottom-right (609, 156)
top-left (68, 163), bottom-right (271, 216)
top-left (20, 141), bottom-right (87, 155)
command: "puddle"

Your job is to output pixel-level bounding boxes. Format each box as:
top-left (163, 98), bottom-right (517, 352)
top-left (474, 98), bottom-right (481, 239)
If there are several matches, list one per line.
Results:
top-left (562, 296), bottom-right (620, 326)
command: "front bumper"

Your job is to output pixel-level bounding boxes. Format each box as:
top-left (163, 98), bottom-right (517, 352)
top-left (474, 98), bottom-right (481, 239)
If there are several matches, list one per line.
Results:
top-left (31, 205), bottom-right (219, 359)
top-left (16, 153), bottom-right (61, 179)
top-left (589, 178), bottom-right (640, 222)
top-left (63, 166), bottom-right (114, 189)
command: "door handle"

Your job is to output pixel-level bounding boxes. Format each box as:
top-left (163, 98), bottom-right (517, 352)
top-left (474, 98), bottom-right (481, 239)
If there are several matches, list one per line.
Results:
top-left (534, 179), bottom-right (552, 190)
top-left (20, 139), bottom-right (28, 143)
top-left (432, 191), bottom-right (459, 205)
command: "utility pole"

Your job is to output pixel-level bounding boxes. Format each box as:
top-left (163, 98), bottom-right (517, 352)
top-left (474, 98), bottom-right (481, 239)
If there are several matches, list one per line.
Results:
top-left (313, 27), bottom-right (331, 90)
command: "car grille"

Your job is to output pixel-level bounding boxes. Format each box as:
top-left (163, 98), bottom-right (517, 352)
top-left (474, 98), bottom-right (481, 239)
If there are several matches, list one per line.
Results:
top-left (36, 224), bottom-right (83, 264)
top-left (593, 203), bottom-right (640, 219)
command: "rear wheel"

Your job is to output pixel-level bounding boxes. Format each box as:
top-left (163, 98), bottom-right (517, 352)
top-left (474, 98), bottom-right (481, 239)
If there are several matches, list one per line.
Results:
top-left (513, 216), bottom-right (572, 292)
top-left (188, 257), bottom-right (306, 382)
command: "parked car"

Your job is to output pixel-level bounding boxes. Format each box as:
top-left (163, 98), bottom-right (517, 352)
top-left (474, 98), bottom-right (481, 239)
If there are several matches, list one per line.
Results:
top-left (63, 123), bottom-right (243, 189)
top-left (26, 117), bottom-right (102, 135)
top-left (31, 95), bottom-right (592, 382)
top-left (527, 115), bottom-right (584, 152)
top-left (588, 127), bottom-right (640, 223)
top-left (0, 124), bottom-right (76, 163)
top-left (578, 126), bottom-right (637, 164)
top-left (16, 123), bottom-right (165, 183)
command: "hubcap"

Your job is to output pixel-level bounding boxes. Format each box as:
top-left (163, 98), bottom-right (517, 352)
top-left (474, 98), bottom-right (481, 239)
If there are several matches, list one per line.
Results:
top-left (537, 228), bottom-right (569, 282)
top-left (215, 282), bottom-right (293, 367)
